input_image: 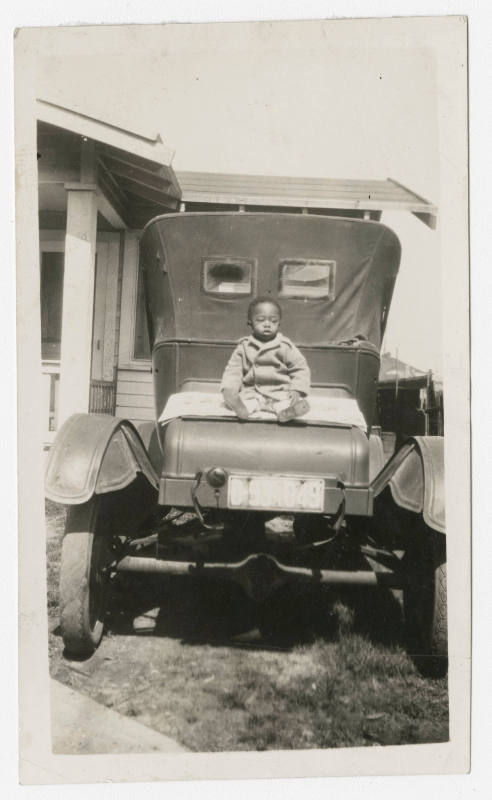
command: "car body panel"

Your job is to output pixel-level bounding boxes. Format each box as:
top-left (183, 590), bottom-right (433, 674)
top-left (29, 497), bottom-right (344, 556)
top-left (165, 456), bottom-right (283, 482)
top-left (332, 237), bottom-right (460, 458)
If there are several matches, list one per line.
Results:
top-left (158, 416), bottom-right (372, 515)
top-left (152, 341), bottom-right (381, 429)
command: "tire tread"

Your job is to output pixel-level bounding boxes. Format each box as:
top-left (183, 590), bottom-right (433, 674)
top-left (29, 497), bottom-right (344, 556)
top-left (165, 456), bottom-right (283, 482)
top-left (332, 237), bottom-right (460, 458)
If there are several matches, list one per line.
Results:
top-left (59, 501), bottom-right (106, 658)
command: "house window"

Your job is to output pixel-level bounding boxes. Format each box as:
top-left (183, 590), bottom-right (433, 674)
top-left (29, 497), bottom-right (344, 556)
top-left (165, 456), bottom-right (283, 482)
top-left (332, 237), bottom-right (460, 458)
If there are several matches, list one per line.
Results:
top-left (202, 258), bottom-right (255, 296)
top-left (41, 251), bottom-right (64, 360)
top-left (278, 259), bottom-right (336, 300)
top-left (133, 263), bottom-right (151, 359)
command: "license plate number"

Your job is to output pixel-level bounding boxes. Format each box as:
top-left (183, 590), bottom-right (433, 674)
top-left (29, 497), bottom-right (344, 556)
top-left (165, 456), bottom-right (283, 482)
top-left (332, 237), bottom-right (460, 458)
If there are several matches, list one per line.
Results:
top-left (227, 475), bottom-right (324, 512)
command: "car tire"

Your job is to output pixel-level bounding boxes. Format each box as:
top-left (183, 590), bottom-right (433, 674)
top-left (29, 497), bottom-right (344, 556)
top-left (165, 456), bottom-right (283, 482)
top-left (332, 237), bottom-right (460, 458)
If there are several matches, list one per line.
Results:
top-left (59, 497), bottom-right (114, 658)
top-left (403, 531), bottom-right (448, 678)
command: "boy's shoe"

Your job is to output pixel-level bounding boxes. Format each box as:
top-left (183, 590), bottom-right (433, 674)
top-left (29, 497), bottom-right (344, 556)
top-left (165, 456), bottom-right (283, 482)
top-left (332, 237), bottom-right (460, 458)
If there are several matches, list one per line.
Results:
top-left (277, 397), bottom-right (310, 423)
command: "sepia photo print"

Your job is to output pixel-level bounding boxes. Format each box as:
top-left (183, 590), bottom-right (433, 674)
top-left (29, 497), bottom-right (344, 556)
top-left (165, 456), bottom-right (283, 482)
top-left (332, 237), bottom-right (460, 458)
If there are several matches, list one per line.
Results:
top-left (15, 15), bottom-right (470, 784)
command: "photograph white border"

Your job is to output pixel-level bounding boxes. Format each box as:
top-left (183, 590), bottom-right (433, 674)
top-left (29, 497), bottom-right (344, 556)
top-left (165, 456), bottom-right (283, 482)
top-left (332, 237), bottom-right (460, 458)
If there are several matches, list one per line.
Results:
top-left (5, 0), bottom-right (487, 795)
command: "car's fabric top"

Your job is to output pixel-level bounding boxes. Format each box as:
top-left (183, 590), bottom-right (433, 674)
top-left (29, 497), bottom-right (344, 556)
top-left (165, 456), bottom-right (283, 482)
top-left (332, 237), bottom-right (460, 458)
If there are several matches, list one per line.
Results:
top-left (158, 391), bottom-right (367, 432)
top-left (141, 213), bottom-right (401, 350)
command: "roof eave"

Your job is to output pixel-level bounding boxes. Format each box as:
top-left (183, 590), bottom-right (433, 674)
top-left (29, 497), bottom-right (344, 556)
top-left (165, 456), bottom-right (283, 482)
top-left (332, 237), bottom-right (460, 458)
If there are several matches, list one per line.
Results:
top-left (176, 172), bottom-right (437, 229)
top-left (36, 98), bottom-right (175, 167)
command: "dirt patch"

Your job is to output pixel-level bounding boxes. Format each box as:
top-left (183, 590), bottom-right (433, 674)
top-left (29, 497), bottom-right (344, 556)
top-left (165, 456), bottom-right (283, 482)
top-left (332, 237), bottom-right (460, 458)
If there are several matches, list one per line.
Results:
top-left (46, 500), bottom-right (449, 752)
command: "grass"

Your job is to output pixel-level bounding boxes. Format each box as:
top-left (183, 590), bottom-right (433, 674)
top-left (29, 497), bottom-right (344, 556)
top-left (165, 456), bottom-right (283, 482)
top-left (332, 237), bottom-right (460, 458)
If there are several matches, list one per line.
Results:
top-left (45, 500), bottom-right (66, 626)
top-left (45, 500), bottom-right (449, 752)
top-left (213, 639), bottom-right (447, 749)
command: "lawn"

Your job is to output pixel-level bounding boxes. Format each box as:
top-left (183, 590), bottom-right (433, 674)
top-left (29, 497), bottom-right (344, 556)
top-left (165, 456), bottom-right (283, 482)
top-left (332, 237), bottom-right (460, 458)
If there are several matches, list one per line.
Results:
top-left (46, 500), bottom-right (449, 752)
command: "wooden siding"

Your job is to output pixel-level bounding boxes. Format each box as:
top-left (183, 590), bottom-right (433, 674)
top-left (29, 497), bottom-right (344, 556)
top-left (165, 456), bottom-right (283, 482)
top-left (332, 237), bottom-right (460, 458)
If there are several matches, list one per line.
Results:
top-left (115, 368), bottom-right (155, 422)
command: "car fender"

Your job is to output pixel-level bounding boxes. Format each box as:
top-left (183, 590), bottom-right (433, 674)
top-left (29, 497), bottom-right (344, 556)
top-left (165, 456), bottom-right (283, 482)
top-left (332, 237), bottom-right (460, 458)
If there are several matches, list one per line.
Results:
top-left (371, 436), bottom-right (445, 533)
top-left (45, 413), bottom-right (159, 505)
top-left (135, 421), bottom-right (164, 476)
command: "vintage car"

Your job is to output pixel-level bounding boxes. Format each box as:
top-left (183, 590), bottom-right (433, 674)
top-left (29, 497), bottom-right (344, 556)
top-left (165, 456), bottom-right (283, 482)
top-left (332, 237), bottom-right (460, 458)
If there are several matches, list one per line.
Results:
top-left (45, 212), bottom-right (446, 676)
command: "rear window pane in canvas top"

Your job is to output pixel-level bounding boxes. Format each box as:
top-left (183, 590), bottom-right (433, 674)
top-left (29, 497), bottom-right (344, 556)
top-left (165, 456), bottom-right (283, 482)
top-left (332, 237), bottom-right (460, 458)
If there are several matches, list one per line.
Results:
top-left (203, 258), bottom-right (254, 295)
top-left (279, 259), bottom-right (336, 300)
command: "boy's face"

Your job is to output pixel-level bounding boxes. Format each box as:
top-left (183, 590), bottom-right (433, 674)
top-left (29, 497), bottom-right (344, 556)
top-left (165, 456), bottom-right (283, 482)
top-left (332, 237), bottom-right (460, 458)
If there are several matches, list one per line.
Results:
top-left (248, 302), bottom-right (281, 341)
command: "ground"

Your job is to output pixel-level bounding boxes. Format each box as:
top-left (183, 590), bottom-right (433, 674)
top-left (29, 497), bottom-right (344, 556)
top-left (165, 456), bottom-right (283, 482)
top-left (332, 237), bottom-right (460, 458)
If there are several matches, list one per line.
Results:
top-left (46, 500), bottom-right (449, 752)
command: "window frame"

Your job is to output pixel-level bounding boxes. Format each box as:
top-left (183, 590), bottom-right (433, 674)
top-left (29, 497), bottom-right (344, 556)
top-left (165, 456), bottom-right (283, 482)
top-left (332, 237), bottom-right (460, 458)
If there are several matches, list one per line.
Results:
top-left (118, 232), bottom-right (152, 370)
top-left (201, 256), bottom-right (257, 299)
top-left (278, 257), bottom-right (337, 301)
top-left (133, 259), bottom-right (151, 360)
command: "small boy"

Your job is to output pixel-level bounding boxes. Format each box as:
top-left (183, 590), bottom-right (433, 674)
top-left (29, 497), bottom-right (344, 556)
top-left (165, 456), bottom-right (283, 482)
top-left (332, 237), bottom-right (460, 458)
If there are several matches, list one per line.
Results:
top-left (221, 296), bottom-right (310, 422)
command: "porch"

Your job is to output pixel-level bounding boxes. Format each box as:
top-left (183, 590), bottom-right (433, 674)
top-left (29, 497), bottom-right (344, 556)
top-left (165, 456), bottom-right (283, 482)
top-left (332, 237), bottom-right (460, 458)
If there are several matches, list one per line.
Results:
top-left (37, 98), bottom-right (178, 447)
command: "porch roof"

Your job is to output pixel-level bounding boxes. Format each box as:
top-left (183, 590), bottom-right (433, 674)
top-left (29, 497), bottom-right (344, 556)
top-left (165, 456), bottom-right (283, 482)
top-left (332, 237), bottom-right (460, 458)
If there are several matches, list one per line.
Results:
top-left (37, 97), bottom-right (437, 230)
top-left (37, 98), bottom-right (182, 229)
top-left (176, 170), bottom-right (437, 228)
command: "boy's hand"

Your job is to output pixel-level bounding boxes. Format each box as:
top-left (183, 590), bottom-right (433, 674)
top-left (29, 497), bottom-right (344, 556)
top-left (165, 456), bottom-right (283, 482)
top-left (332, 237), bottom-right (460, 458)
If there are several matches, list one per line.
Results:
top-left (222, 389), bottom-right (250, 419)
top-left (234, 399), bottom-right (250, 420)
top-left (222, 389), bottom-right (238, 410)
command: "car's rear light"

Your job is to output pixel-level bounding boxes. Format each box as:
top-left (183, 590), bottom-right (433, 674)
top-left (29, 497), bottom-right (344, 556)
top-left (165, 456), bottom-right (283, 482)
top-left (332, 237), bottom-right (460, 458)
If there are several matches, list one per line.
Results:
top-left (206, 467), bottom-right (228, 488)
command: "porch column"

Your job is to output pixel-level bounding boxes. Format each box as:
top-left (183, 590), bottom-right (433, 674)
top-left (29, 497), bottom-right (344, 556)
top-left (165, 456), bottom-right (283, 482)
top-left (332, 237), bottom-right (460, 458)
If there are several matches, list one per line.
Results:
top-left (57, 183), bottom-right (98, 425)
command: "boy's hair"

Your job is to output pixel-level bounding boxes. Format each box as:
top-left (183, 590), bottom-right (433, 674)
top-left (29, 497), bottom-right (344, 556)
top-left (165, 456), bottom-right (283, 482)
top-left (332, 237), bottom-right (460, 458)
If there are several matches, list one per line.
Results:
top-left (247, 296), bottom-right (282, 320)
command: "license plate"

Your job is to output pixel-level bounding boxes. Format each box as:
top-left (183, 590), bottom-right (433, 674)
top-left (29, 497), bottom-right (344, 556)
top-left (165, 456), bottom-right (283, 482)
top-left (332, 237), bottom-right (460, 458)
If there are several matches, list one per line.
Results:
top-left (227, 475), bottom-right (324, 512)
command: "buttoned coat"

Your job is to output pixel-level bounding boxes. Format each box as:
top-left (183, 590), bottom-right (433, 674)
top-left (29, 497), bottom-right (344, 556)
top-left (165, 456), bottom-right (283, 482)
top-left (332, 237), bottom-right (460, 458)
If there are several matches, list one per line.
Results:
top-left (220, 333), bottom-right (310, 400)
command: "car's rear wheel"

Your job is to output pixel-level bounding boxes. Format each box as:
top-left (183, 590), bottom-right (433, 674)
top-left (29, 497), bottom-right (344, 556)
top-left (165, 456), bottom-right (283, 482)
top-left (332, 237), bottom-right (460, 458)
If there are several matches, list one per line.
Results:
top-left (59, 496), bottom-right (115, 658)
top-left (403, 531), bottom-right (447, 677)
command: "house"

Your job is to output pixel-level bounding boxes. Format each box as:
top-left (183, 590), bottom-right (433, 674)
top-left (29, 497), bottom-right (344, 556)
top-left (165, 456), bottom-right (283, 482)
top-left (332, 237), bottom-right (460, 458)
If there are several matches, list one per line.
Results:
top-left (37, 98), bottom-right (438, 449)
top-left (379, 351), bottom-right (428, 382)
